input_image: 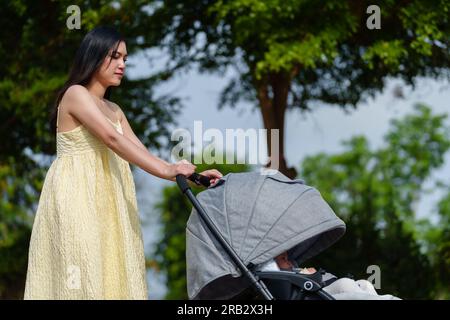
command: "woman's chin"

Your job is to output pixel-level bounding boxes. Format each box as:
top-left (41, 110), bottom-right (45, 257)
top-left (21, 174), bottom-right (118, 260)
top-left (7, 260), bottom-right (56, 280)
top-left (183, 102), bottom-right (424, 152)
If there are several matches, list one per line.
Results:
top-left (110, 80), bottom-right (122, 86)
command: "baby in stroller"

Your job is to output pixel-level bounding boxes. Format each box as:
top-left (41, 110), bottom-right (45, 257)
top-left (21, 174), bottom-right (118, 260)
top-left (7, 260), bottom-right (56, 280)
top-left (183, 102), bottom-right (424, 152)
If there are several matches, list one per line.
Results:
top-left (255, 251), bottom-right (400, 300)
top-left (183, 171), bottom-right (401, 300)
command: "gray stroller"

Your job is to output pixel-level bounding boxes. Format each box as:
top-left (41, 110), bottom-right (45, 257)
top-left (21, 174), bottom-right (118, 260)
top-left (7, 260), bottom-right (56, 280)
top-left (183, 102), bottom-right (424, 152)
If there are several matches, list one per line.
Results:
top-left (177, 171), bottom-right (346, 300)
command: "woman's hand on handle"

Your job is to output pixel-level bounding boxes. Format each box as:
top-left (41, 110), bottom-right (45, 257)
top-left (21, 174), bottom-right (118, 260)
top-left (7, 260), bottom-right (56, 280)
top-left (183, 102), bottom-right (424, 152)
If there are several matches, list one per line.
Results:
top-left (198, 169), bottom-right (223, 187)
top-left (167, 159), bottom-right (196, 180)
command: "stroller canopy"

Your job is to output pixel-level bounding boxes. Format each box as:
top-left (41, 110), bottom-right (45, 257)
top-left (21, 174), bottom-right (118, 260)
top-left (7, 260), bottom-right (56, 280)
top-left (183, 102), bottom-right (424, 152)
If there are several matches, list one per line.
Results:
top-left (186, 171), bottom-right (346, 299)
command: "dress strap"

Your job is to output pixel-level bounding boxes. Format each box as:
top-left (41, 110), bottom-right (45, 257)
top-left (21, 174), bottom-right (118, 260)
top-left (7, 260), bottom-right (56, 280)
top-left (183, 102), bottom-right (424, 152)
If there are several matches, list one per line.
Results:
top-left (56, 104), bottom-right (60, 133)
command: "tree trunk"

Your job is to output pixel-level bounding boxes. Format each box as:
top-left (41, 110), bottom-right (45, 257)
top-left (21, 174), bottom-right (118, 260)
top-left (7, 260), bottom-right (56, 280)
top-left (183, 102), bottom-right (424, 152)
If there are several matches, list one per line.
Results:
top-left (255, 71), bottom-right (297, 179)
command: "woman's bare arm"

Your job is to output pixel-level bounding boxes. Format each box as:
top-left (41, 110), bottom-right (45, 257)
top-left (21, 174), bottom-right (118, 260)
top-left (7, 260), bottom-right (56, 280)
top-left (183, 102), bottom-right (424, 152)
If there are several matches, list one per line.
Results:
top-left (62, 85), bottom-right (188, 180)
top-left (113, 103), bottom-right (155, 154)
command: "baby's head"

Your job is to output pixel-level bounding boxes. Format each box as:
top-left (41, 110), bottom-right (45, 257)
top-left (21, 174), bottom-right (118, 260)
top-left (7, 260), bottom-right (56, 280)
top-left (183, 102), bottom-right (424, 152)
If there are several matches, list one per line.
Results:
top-left (274, 252), bottom-right (316, 274)
top-left (274, 252), bottom-right (295, 270)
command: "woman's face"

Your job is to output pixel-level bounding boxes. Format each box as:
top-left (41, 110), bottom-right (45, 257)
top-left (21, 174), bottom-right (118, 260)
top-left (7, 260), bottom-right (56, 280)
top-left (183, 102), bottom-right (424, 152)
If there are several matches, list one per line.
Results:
top-left (95, 41), bottom-right (127, 87)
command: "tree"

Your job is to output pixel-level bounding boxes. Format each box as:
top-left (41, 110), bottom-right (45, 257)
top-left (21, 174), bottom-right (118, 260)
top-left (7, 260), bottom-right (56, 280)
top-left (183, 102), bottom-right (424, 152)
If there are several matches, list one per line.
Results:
top-left (0, 0), bottom-right (181, 298)
top-left (145, 0), bottom-right (450, 178)
top-left (424, 191), bottom-right (450, 298)
top-left (300, 104), bottom-right (450, 299)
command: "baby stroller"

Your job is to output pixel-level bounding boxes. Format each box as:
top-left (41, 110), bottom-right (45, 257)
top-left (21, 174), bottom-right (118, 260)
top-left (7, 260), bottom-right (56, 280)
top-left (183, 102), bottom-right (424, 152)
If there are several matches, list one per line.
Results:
top-left (177, 171), bottom-right (346, 300)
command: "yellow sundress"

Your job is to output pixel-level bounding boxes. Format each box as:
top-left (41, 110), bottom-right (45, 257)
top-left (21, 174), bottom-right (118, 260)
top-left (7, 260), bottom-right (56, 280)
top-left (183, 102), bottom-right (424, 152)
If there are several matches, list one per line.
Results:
top-left (24, 106), bottom-right (148, 299)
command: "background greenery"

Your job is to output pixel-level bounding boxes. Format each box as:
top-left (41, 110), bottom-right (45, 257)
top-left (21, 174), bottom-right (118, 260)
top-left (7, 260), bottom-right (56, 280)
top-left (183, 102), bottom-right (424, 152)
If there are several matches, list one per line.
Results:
top-left (1, 0), bottom-right (449, 299)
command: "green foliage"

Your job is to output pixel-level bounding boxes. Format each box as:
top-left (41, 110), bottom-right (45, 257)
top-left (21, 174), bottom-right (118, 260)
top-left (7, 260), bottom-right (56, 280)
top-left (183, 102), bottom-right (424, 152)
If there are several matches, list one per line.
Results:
top-left (147, 0), bottom-right (450, 109)
top-left (301, 104), bottom-right (450, 299)
top-left (0, 156), bottom-right (43, 299)
top-left (363, 40), bottom-right (408, 70)
top-left (427, 192), bottom-right (450, 298)
top-left (154, 163), bottom-right (250, 299)
top-left (0, 222), bottom-right (30, 299)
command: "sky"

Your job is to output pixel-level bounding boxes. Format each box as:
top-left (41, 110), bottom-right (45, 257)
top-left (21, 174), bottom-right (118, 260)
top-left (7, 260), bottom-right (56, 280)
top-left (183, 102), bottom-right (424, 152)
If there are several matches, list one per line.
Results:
top-left (126, 52), bottom-right (450, 299)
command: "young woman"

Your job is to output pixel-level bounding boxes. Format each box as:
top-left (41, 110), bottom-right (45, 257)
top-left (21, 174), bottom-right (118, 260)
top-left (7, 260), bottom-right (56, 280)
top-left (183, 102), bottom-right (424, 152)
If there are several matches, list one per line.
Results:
top-left (24, 26), bottom-right (222, 299)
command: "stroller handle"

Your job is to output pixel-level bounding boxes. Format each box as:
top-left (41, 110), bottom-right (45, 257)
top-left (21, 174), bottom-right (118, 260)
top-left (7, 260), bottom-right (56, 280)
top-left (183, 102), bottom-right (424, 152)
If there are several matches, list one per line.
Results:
top-left (176, 173), bottom-right (211, 192)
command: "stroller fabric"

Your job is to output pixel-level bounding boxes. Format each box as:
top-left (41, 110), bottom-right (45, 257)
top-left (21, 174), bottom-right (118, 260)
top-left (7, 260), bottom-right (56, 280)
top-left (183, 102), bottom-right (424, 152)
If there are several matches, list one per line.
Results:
top-left (186, 171), bottom-right (346, 299)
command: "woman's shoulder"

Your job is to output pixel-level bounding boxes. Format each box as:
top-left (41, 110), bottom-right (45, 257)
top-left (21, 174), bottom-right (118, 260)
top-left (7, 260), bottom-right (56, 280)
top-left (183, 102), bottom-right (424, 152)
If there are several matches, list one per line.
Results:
top-left (58, 85), bottom-right (88, 109)
top-left (60, 85), bottom-right (91, 106)
top-left (64, 84), bottom-right (90, 97)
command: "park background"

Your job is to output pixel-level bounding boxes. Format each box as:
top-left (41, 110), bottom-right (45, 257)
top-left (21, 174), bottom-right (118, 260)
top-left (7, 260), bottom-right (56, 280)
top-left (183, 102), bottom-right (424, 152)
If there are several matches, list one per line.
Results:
top-left (1, 0), bottom-right (449, 299)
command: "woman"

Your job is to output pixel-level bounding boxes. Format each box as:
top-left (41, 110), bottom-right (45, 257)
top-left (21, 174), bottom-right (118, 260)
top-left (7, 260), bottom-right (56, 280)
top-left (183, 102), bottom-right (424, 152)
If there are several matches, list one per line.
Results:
top-left (24, 26), bottom-right (222, 299)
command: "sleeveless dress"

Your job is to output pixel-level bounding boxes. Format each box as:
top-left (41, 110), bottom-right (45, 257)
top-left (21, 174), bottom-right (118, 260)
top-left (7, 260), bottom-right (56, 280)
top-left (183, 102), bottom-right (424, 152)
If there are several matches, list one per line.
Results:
top-left (24, 106), bottom-right (148, 299)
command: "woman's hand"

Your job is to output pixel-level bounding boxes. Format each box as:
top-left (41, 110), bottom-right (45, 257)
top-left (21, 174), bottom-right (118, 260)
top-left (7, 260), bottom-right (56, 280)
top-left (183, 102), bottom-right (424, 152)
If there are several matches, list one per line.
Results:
top-left (199, 169), bottom-right (223, 187)
top-left (167, 159), bottom-right (196, 180)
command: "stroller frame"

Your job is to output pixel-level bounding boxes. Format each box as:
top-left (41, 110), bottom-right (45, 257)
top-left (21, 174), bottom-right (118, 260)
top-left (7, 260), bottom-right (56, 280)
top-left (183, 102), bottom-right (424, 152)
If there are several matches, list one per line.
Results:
top-left (177, 174), bottom-right (335, 300)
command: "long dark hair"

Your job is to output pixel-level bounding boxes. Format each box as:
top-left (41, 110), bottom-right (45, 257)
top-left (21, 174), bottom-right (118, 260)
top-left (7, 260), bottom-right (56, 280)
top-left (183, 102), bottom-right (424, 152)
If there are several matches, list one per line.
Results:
top-left (50, 26), bottom-right (125, 133)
